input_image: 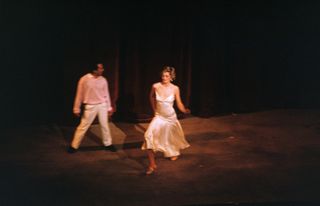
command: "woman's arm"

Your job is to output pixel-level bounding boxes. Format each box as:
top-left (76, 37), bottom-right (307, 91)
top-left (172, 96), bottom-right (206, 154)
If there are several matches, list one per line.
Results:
top-left (149, 84), bottom-right (156, 114)
top-left (174, 86), bottom-right (190, 114)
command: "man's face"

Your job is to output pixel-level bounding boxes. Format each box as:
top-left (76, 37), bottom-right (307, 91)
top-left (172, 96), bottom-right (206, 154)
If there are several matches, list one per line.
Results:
top-left (96, 64), bottom-right (104, 76)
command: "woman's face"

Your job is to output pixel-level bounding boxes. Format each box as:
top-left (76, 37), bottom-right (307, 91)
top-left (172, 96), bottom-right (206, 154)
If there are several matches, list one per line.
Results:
top-left (161, 71), bottom-right (171, 84)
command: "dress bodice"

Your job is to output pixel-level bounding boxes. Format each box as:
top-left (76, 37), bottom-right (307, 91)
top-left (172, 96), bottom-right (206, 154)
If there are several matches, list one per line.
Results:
top-left (155, 91), bottom-right (175, 103)
top-left (155, 90), bottom-right (176, 119)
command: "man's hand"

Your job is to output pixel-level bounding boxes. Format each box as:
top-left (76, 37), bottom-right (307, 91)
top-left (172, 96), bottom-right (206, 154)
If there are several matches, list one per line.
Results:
top-left (108, 108), bottom-right (114, 117)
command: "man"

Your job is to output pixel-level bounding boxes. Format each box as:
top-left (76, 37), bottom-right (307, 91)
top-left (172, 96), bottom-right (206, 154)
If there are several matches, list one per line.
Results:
top-left (68, 63), bottom-right (116, 153)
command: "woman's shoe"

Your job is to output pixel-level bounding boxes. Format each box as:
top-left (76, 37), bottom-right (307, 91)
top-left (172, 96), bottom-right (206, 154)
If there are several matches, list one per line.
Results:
top-left (146, 165), bottom-right (157, 175)
top-left (170, 156), bottom-right (178, 161)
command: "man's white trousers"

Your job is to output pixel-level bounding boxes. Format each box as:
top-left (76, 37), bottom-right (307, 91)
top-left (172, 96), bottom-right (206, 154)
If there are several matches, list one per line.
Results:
top-left (71, 103), bottom-right (112, 149)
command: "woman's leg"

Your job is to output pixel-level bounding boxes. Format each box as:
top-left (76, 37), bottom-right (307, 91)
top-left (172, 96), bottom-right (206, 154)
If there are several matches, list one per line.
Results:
top-left (146, 149), bottom-right (157, 174)
top-left (147, 149), bottom-right (157, 168)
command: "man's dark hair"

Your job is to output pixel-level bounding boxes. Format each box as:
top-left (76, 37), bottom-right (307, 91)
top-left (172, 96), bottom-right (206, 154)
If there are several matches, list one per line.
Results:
top-left (92, 62), bottom-right (104, 71)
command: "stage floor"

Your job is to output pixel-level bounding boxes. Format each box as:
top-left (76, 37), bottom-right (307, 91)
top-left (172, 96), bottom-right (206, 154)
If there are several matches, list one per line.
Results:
top-left (1, 109), bottom-right (320, 206)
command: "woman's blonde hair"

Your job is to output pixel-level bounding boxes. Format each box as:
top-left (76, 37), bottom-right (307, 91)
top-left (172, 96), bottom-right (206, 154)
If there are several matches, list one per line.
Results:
top-left (161, 66), bottom-right (176, 81)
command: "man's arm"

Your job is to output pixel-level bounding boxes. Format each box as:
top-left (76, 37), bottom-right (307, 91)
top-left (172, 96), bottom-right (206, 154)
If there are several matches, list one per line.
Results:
top-left (73, 77), bottom-right (84, 116)
top-left (104, 79), bottom-right (113, 112)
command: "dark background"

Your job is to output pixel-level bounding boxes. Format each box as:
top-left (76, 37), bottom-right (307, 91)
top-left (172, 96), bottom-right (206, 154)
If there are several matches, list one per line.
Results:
top-left (2, 0), bottom-right (320, 127)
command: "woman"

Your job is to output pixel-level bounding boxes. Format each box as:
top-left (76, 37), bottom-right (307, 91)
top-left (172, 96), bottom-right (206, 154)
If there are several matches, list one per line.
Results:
top-left (141, 66), bottom-right (190, 175)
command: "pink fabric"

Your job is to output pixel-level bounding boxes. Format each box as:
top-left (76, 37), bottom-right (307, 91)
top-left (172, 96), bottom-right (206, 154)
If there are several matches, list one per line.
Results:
top-left (73, 73), bottom-right (112, 113)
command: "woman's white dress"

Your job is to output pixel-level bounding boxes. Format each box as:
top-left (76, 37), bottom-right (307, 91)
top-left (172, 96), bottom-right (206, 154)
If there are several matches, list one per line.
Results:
top-left (141, 88), bottom-right (190, 157)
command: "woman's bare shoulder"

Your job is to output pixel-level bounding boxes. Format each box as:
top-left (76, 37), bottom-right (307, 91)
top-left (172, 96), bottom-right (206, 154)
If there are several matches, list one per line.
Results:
top-left (152, 82), bottom-right (161, 88)
top-left (171, 83), bottom-right (179, 90)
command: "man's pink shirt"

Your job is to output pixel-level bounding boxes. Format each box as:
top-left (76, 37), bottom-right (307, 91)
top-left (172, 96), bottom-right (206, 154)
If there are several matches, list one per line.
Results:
top-left (73, 73), bottom-right (112, 113)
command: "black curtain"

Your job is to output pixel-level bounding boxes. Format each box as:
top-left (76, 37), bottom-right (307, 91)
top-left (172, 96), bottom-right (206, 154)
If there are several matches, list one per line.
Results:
top-left (2, 0), bottom-right (320, 127)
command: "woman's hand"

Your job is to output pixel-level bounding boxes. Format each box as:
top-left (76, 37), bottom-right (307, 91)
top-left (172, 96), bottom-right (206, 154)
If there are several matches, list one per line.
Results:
top-left (184, 108), bottom-right (191, 114)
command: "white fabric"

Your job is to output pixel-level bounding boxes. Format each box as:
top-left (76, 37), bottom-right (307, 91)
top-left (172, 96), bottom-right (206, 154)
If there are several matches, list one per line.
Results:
top-left (142, 89), bottom-right (190, 157)
top-left (71, 102), bottom-right (112, 149)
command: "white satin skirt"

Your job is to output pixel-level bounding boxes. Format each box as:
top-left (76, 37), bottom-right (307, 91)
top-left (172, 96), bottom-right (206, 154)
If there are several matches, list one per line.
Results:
top-left (142, 114), bottom-right (190, 157)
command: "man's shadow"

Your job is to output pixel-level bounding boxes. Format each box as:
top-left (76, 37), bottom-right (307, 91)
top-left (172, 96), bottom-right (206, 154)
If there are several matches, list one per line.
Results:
top-left (61, 93), bottom-right (152, 158)
top-left (113, 122), bottom-right (146, 149)
top-left (76, 128), bottom-right (109, 151)
top-left (60, 120), bottom-right (110, 152)
top-left (61, 118), bottom-right (148, 152)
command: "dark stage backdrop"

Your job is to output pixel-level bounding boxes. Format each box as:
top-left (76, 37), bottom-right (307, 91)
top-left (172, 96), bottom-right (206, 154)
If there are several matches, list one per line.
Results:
top-left (2, 0), bottom-right (320, 127)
